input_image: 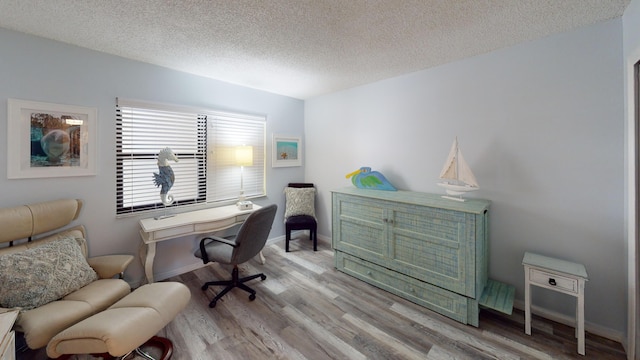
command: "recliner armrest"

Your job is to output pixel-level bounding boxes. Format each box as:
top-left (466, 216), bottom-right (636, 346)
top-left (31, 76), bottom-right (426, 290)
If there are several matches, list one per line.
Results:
top-left (0, 307), bottom-right (19, 314)
top-left (88, 255), bottom-right (134, 279)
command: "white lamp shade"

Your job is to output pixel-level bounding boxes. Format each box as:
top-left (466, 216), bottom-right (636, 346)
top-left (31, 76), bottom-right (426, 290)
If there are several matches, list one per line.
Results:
top-left (235, 146), bottom-right (253, 166)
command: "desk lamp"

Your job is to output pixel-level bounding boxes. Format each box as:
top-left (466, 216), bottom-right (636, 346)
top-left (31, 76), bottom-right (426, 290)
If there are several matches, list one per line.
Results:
top-left (236, 145), bottom-right (253, 209)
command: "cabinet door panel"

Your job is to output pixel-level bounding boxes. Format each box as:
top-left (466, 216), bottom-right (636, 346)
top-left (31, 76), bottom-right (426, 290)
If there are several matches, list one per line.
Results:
top-left (333, 195), bottom-right (386, 260)
top-left (389, 204), bottom-right (475, 297)
top-left (338, 197), bottom-right (384, 222)
top-left (336, 219), bottom-right (386, 258)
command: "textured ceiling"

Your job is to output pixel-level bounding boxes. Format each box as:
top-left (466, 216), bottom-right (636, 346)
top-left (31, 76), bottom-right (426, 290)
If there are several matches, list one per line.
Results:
top-left (0, 0), bottom-right (630, 99)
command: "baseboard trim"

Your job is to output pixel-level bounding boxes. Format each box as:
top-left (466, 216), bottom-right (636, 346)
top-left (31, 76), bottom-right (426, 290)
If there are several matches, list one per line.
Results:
top-left (512, 299), bottom-right (625, 344)
top-left (154, 262), bottom-right (208, 283)
top-left (267, 234), bottom-right (285, 245)
top-left (148, 235), bottom-right (287, 285)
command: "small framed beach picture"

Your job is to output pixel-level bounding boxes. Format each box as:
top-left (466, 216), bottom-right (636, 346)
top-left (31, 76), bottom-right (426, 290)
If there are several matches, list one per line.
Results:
top-left (272, 134), bottom-right (301, 167)
top-left (7, 98), bottom-right (97, 179)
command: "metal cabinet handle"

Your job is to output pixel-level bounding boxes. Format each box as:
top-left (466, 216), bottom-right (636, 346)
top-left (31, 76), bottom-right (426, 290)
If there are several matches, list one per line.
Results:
top-left (548, 278), bottom-right (557, 286)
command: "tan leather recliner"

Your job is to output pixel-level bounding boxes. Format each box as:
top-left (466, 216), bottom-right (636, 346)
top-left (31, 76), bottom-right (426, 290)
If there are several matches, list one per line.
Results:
top-left (0, 199), bottom-right (133, 350)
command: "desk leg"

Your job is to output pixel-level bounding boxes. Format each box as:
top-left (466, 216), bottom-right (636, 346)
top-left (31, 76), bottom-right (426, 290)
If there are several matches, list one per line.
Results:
top-left (140, 242), bottom-right (156, 284)
top-left (524, 266), bottom-right (532, 335)
top-left (577, 279), bottom-right (585, 355)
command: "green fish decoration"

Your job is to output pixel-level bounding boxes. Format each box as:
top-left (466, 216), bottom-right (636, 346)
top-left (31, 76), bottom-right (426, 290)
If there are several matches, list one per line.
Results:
top-left (345, 167), bottom-right (397, 191)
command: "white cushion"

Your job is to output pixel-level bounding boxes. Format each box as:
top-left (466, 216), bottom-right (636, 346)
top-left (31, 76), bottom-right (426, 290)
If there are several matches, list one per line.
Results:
top-left (284, 187), bottom-right (316, 220)
top-left (0, 236), bottom-right (98, 310)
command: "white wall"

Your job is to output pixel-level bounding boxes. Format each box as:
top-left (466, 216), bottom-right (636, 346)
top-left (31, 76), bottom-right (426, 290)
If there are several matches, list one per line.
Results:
top-left (0, 28), bottom-right (305, 284)
top-left (306, 19), bottom-right (626, 336)
top-left (623, 0), bottom-right (640, 356)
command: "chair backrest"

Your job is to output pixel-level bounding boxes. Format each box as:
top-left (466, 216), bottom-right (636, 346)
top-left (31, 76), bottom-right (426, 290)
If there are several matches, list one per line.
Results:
top-left (287, 183), bottom-right (314, 188)
top-left (284, 183), bottom-right (316, 221)
top-left (0, 199), bottom-right (83, 245)
top-left (231, 204), bottom-right (278, 264)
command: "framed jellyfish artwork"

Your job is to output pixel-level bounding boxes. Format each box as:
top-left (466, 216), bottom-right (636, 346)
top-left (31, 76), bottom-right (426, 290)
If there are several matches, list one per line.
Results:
top-left (7, 99), bottom-right (97, 179)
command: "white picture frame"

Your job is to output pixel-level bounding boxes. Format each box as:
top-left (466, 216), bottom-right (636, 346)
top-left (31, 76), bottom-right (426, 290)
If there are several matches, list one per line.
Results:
top-left (272, 134), bottom-right (302, 167)
top-left (7, 98), bottom-right (97, 179)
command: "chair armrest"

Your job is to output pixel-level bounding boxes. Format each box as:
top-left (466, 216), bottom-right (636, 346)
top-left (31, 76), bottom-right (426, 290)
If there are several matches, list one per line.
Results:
top-left (198, 235), bottom-right (237, 263)
top-left (87, 254), bottom-right (134, 279)
top-left (202, 235), bottom-right (237, 247)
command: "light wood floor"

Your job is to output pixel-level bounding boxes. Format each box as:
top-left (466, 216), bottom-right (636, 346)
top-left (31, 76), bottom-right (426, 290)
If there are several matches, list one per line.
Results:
top-left (18, 235), bottom-right (626, 359)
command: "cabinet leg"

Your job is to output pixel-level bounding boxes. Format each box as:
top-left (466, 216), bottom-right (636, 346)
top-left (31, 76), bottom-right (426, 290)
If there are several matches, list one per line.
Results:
top-left (577, 281), bottom-right (585, 355)
top-left (524, 267), bottom-right (532, 335)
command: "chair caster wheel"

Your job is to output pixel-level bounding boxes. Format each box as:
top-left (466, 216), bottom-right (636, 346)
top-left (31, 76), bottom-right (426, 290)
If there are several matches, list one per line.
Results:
top-left (201, 285), bottom-right (209, 291)
top-left (260, 274), bottom-right (267, 281)
top-left (209, 300), bottom-right (217, 308)
top-left (249, 294), bottom-right (256, 301)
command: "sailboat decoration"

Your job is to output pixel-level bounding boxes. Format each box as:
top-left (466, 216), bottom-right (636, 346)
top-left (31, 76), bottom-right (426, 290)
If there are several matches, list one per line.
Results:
top-left (437, 137), bottom-right (479, 201)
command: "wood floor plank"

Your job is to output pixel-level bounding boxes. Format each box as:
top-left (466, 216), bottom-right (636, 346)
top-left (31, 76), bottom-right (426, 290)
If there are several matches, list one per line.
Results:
top-left (16, 235), bottom-right (627, 359)
top-left (391, 302), bottom-right (520, 359)
top-left (282, 304), bottom-right (366, 360)
top-left (341, 312), bottom-right (427, 360)
top-left (481, 331), bottom-right (555, 360)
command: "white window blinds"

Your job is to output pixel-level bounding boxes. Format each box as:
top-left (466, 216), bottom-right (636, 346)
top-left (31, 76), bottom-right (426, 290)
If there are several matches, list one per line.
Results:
top-left (116, 99), bottom-right (265, 215)
top-left (206, 112), bottom-right (266, 203)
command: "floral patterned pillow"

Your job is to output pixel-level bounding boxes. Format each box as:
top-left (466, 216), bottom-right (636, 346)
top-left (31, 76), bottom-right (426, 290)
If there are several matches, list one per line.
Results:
top-left (284, 187), bottom-right (316, 220)
top-left (0, 236), bottom-right (98, 310)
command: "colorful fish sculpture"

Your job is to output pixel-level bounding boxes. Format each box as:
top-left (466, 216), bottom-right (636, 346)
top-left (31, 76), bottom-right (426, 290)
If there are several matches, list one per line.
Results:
top-left (345, 167), bottom-right (397, 191)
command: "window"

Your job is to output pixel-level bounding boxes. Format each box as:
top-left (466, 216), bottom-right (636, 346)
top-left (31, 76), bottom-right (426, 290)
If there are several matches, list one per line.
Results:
top-left (116, 99), bottom-right (265, 215)
top-left (205, 112), bottom-right (265, 202)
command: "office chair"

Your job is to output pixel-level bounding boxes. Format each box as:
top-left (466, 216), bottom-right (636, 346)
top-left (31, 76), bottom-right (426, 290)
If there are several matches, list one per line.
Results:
top-left (284, 183), bottom-right (317, 252)
top-left (194, 204), bottom-right (277, 308)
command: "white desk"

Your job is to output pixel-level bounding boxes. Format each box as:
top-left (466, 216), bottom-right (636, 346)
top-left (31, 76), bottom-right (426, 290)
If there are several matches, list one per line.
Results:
top-left (523, 252), bottom-right (588, 355)
top-left (139, 204), bottom-right (262, 283)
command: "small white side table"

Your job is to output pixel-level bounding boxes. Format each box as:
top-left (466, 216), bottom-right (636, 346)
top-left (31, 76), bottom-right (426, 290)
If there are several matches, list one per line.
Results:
top-left (522, 252), bottom-right (588, 356)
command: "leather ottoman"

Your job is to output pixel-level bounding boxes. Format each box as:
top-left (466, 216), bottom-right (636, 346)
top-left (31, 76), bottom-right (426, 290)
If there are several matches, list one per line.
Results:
top-left (46, 282), bottom-right (191, 359)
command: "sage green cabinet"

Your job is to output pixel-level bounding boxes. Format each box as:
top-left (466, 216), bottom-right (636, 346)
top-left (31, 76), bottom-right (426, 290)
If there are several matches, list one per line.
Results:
top-left (332, 187), bottom-right (493, 326)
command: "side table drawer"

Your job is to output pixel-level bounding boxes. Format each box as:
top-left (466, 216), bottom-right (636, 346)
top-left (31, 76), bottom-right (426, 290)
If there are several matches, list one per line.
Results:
top-left (529, 268), bottom-right (577, 293)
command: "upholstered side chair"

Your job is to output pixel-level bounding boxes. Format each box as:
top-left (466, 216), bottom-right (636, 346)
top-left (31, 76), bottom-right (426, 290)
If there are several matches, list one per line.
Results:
top-left (284, 183), bottom-right (317, 252)
top-left (194, 204), bottom-right (277, 308)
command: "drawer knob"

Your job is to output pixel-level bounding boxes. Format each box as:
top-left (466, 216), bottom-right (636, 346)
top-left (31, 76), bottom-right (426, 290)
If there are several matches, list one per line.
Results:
top-left (548, 278), bottom-right (557, 286)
